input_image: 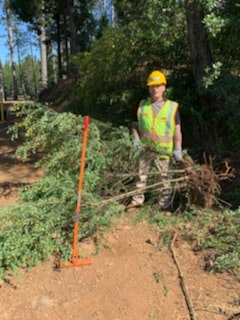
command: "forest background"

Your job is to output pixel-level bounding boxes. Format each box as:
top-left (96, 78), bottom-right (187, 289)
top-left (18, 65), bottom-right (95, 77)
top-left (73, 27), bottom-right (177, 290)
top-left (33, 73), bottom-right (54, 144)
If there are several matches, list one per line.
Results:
top-left (0, 0), bottom-right (240, 280)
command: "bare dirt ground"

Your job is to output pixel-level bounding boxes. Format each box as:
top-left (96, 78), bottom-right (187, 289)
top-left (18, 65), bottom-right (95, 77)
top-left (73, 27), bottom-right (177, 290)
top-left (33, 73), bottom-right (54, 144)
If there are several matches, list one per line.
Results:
top-left (0, 111), bottom-right (240, 320)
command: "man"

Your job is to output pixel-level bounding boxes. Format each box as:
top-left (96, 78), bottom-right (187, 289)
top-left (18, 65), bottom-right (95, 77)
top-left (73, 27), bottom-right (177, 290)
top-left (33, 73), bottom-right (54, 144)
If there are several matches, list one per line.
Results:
top-left (126, 70), bottom-right (182, 215)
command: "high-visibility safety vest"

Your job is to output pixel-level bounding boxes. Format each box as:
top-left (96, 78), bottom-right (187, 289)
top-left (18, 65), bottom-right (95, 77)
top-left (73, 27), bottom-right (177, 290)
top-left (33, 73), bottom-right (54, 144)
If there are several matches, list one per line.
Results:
top-left (137, 98), bottom-right (179, 158)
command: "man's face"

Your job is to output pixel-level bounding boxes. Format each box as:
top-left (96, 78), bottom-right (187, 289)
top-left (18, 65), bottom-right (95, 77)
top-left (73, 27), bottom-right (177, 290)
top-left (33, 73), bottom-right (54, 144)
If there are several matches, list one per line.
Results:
top-left (148, 84), bottom-right (166, 102)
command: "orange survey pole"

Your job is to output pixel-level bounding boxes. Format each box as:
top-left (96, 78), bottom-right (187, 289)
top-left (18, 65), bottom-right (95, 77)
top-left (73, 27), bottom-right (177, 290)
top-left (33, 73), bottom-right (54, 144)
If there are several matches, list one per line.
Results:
top-left (62, 116), bottom-right (92, 267)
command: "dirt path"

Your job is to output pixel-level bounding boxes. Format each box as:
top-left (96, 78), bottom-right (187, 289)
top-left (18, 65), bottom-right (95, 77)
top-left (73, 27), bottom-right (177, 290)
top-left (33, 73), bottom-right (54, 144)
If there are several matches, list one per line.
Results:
top-left (0, 114), bottom-right (240, 320)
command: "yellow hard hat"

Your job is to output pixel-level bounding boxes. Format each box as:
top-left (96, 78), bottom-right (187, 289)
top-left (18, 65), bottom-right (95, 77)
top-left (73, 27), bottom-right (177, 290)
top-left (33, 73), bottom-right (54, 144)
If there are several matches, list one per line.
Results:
top-left (147, 70), bottom-right (167, 86)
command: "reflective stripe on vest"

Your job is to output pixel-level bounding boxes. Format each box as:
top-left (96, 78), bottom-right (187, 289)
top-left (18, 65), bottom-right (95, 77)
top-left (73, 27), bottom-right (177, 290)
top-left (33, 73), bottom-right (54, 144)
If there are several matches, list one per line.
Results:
top-left (137, 98), bottom-right (178, 155)
top-left (140, 132), bottom-right (172, 142)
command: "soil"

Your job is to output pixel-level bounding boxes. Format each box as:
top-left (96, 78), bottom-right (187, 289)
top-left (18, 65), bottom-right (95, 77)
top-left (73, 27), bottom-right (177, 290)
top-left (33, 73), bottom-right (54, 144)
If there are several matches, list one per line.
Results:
top-left (0, 110), bottom-right (240, 320)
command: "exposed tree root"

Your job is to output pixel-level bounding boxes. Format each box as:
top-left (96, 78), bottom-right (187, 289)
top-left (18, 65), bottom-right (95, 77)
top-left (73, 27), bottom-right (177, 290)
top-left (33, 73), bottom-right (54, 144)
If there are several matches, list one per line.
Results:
top-left (183, 154), bottom-right (234, 208)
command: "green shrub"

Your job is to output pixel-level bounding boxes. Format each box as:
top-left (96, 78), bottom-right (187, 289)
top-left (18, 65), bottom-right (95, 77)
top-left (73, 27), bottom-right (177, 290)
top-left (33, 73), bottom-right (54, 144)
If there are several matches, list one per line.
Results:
top-left (0, 102), bottom-right (138, 280)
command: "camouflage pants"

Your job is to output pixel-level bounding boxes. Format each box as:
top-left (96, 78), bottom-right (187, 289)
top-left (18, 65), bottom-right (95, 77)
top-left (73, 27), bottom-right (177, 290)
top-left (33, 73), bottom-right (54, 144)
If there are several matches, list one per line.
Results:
top-left (131, 152), bottom-right (172, 209)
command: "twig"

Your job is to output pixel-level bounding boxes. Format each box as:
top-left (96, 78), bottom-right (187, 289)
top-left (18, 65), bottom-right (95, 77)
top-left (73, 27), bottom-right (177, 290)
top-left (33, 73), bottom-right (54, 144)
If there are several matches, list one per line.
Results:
top-left (169, 231), bottom-right (197, 320)
top-left (96, 177), bottom-right (188, 206)
top-left (106, 169), bottom-right (187, 178)
top-left (218, 161), bottom-right (235, 180)
top-left (216, 197), bottom-right (232, 207)
top-left (195, 305), bottom-right (240, 317)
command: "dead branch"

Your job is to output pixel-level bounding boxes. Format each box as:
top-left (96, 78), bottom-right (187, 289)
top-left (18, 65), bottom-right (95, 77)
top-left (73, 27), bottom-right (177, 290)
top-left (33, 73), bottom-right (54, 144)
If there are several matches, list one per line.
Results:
top-left (96, 177), bottom-right (188, 207)
top-left (169, 231), bottom-right (196, 320)
top-left (195, 305), bottom-right (240, 317)
top-left (218, 161), bottom-right (234, 180)
top-left (106, 168), bottom-right (186, 178)
top-left (96, 155), bottom-right (234, 209)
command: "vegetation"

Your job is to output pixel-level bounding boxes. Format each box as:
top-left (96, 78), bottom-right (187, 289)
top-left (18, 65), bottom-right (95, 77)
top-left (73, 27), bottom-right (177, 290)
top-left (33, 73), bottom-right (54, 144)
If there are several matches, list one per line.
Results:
top-left (0, 103), bottom-right (239, 281)
top-left (0, 1), bottom-right (239, 281)
top-left (2, 55), bottom-right (40, 99)
top-left (0, 102), bottom-right (136, 280)
top-left (2, 1), bottom-right (239, 156)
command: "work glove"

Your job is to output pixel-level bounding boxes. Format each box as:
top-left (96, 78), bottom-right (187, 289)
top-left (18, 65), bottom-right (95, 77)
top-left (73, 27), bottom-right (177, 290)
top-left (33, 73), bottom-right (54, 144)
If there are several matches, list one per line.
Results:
top-left (134, 138), bottom-right (141, 150)
top-left (173, 149), bottom-right (182, 161)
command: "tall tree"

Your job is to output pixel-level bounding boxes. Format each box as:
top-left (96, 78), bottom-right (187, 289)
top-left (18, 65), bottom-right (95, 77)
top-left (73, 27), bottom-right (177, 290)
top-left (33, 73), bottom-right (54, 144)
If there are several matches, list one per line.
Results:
top-left (39, 2), bottom-right (48, 89)
top-left (29, 42), bottom-right (39, 98)
top-left (21, 55), bottom-right (41, 98)
top-left (1, 62), bottom-right (13, 98)
top-left (9, 0), bottom-right (48, 90)
top-left (0, 63), bottom-right (5, 101)
top-left (16, 33), bottom-right (26, 99)
top-left (184, 0), bottom-right (213, 93)
top-left (5, 3), bottom-right (18, 100)
top-left (67, 0), bottom-right (80, 54)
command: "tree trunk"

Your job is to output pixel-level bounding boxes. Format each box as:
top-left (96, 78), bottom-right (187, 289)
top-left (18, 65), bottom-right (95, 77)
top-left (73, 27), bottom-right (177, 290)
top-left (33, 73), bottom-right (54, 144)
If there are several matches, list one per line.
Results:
top-left (16, 36), bottom-right (27, 100)
top-left (55, 13), bottom-right (62, 79)
top-left (184, 0), bottom-right (212, 91)
top-left (111, 3), bottom-right (115, 27)
top-left (30, 38), bottom-right (38, 99)
top-left (39, 26), bottom-right (48, 90)
top-left (39, 2), bottom-right (48, 90)
top-left (0, 68), bottom-right (4, 101)
top-left (67, 0), bottom-right (80, 55)
top-left (63, 13), bottom-right (70, 78)
top-left (184, 0), bottom-right (223, 152)
top-left (6, 7), bottom-right (18, 100)
top-left (51, 42), bottom-right (58, 84)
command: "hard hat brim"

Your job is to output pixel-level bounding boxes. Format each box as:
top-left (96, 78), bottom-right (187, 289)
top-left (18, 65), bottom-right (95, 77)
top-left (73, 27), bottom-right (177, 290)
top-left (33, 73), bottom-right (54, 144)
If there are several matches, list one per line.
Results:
top-left (147, 81), bottom-right (167, 86)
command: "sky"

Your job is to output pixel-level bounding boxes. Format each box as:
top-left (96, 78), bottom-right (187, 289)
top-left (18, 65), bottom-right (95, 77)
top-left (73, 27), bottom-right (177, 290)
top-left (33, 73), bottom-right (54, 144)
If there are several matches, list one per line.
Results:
top-left (0, 5), bottom-right (40, 64)
top-left (0, 7), bottom-right (10, 63)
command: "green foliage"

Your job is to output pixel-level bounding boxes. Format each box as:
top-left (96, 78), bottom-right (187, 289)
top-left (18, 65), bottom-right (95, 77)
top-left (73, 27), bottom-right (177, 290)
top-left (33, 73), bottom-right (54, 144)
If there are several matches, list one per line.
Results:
top-left (0, 195), bottom-right (71, 280)
top-left (2, 0), bottom-right (240, 279)
top-left (68, 0), bottom-right (240, 160)
top-left (77, 0), bottom-right (97, 52)
top-left (9, 0), bottom-right (40, 23)
top-left (182, 208), bottom-right (240, 276)
top-left (20, 55), bottom-right (40, 98)
top-left (2, 63), bottom-right (13, 98)
top-left (72, 26), bottom-right (143, 124)
top-left (201, 209), bottom-right (240, 274)
top-left (0, 102), bottom-right (240, 280)
top-left (203, 61), bottom-right (223, 88)
top-left (2, 56), bottom-right (40, 99)
top-left (67, 1), bottom-right (189, 125)
top-left (203, 12), bottom-right (225, 37)
top-left (143, 206), bottom-right (240, 276)
top-left (0, 102), bottom-right (138, 280)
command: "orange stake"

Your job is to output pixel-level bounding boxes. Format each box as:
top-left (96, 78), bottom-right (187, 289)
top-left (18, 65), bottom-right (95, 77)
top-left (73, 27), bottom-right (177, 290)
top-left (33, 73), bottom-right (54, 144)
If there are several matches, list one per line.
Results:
top-left (62, 116), bottom-right (92, 267)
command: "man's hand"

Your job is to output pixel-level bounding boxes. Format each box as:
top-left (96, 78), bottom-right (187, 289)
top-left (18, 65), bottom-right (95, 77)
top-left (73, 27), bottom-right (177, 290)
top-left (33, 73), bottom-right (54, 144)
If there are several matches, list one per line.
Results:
top-left (173, 149), bottom-right (182, 161)
top-left (134, 138), bottom-right (141, 150)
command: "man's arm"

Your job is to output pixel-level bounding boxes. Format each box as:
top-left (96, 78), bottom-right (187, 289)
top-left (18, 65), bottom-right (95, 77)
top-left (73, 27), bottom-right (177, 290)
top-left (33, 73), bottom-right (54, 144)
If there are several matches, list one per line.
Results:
top-left (131, 121), bottom-right (141, 149)
top-left (174, 124), bottom-right (182, 150)
top-left (131, 121), bottom-right (140, 140)
top-left (173, 124), bottom-right (182, 161)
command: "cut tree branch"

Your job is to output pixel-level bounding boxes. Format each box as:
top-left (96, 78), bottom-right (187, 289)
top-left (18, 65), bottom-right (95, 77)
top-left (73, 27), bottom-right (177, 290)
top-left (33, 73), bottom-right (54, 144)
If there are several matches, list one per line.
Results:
top-left (96, 177), bottom-right (188, 206)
